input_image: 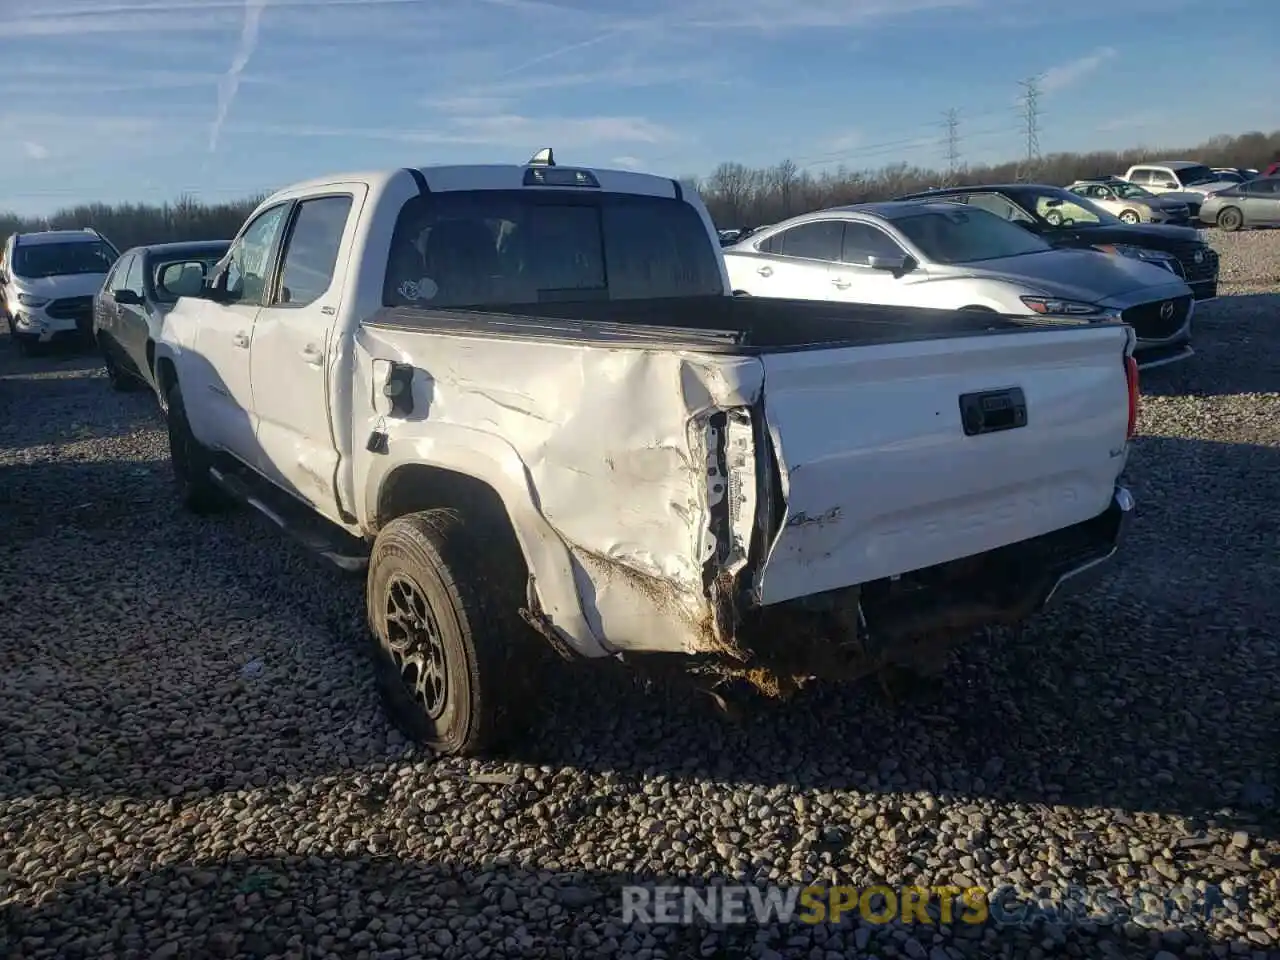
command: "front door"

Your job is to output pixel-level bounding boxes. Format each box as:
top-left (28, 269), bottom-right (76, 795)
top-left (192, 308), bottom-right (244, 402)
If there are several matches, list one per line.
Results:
top-left (826, 220), bottom-right (922, 305)
top-left (250, 191), bottom-right (361, 516)
top-left (193, 202), bottom-right (293, 464)
top-left (114, 255), bottom-right (151, 375)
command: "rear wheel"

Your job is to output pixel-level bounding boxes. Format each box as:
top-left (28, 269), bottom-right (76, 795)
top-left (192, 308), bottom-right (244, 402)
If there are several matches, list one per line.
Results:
top-left (367, 509), bottom-right (532, 756)
top-left (1044, 209), bottom-right (1064, 226)
top-left (1217, 207), bottom-right (1244, 232)
top-left (1119, 209), bottom-right (1141, 225)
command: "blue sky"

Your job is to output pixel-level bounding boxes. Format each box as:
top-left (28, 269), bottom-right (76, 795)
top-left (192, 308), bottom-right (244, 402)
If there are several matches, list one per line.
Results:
top-left (2, 0), bottom-right (1278, 216)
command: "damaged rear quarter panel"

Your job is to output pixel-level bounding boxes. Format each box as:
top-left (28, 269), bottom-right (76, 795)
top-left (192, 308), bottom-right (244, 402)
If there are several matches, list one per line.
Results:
top-left (354, 325), bottom-right (764, 655)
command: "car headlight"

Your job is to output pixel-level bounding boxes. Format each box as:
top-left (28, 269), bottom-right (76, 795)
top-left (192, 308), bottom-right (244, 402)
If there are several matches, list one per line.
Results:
top-left (1020, 296), bottom-right (1105, 316)
top-left (16, 293), bottom-right (50, 308)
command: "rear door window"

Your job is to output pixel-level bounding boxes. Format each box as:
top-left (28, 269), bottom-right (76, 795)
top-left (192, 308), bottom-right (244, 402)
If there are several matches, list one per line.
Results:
top-left (771, 221), bottom-right (844, 262)
top-left (383, 190), bottom-right (723, 307)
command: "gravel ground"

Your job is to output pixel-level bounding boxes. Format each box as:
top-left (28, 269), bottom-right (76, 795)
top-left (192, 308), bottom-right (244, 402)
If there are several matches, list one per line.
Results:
top-left (2, 229), bottom-right (1279, 960)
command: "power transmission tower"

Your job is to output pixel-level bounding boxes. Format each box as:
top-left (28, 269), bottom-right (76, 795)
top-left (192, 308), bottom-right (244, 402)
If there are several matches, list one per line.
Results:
top-left (1016, 76), bottom-right (1043, 181)
top-left (941, 108), bottom-right (961, 186)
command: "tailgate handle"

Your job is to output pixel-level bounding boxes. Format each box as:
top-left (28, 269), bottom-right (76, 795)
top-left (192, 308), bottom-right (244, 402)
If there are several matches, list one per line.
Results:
top-left (959, 387), bottom-right (1027, 436)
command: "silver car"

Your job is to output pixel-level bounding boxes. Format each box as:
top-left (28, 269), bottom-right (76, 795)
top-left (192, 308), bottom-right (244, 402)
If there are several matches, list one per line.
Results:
top-left (1066, 179), bottom-right (1192, 224)
top-left (1198, 176), bottom-right (1280, 231)
top-left (723, 200), bottom-right (1197, 369)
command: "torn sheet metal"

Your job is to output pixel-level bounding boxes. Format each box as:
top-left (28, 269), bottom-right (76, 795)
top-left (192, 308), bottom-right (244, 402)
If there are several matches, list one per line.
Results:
top-left (354, 323), bottom-right (764, 655)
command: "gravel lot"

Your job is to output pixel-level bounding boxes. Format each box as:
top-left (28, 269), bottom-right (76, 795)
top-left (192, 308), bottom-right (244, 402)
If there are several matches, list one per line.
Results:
top-left (3, 229), bottom-right (1279, 960)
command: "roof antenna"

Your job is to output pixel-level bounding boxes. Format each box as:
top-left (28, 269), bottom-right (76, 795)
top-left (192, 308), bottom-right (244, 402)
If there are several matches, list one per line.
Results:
top-left (527, 147), bottom-right (555, 167)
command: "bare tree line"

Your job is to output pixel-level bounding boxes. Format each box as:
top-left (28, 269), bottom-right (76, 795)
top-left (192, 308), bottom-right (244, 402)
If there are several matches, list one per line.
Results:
top-left (687, 129), bottom-right (1280, 228)
top-left (2, 129), bottom-right (1277, 250)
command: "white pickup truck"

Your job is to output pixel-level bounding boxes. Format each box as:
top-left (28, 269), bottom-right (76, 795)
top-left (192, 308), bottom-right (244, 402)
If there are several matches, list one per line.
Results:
top-left (156, 151), bottom-right (1139, 755)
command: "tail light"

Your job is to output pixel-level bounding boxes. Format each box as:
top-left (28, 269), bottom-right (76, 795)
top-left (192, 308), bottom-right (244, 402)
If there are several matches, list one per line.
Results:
top-left (1124, 354), bottom-right (1140, 440)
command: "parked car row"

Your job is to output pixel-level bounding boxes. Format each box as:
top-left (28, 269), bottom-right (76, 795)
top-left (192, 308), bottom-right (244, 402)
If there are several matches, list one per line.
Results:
top-left (722, 179), bottom-right (1220, 369)
top-left (1111, 161), bottom-right (1280, 230)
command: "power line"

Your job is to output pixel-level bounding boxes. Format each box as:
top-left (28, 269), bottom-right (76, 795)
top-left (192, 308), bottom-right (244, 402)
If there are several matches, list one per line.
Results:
top-left (1016, 75), bottom-right (1043, 181)
top-left (942, 108), bottom-right (961, 186)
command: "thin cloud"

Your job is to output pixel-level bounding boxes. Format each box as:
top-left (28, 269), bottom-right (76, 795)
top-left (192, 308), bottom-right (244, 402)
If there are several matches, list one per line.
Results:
top-left (1042, 46), bottom-right (1116, 93)
top-left (209, 0), bottom-right (269, 154)
top-left (425, 95), bottom-right (516, 115)
top-left (449, 61), bottom-right (720, 101)
top-left (611, 156), bottom-right (643, 169)
top-left (683, 0), bottom-right (980, 30)
top-left (1097, 112), bottom-right (1164, 133)
top-left (22, 141), bottom-right (51, 160)
top-left (224, 114), bottom-right (679, 149)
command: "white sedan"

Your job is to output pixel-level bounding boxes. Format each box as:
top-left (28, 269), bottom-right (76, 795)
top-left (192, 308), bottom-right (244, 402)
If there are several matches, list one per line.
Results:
top-left (722, 200), bottom-right (1197, 368)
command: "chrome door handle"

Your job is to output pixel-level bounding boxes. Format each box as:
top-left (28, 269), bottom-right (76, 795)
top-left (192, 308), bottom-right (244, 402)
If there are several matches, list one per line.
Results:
top-left (757, 265), bottom-right (773, 277)
top-left (832, 278), bottom-right (851, 289)
top-left (301, 344), bottom-right (324, 367)
top-left (232, 331), bottom-right (250, 348)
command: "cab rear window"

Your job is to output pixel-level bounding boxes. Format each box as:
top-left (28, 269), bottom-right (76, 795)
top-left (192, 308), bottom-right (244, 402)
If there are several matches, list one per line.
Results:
top-left (382, 190), bottom-right (723, 308)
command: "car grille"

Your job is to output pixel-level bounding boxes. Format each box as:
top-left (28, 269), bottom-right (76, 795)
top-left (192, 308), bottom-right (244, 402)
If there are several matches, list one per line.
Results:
top-left (46, 295), bottom-right (95, 326)
top-left (1122, 295), bottom-right (1192, 341)
top-left (1164, 240), bottom-right (1219, 288)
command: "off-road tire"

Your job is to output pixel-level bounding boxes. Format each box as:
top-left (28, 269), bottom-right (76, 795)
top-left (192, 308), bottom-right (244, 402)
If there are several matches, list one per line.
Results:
top-left (165, 382), bottom-right (227, 514)
top-left (366, 509), bottom-right (531, 756)
top-left (1217, 207), bottom-right (1244, 232)
top-left (102, 346), bottom-right (138, 392)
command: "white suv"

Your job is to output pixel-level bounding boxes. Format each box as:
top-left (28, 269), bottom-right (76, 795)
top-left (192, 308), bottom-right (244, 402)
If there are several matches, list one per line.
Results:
top-left (1, 228), bottom-right (120, 354)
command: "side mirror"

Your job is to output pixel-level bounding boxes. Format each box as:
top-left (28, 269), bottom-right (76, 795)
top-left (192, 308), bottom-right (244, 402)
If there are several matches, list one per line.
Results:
top-left (868, 254), bottom-right (914, 276)
top-left (113, 288), bottom-right (143, 306)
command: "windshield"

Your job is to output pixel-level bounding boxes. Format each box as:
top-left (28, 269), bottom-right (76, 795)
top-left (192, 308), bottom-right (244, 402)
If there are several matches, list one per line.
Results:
top-left (13, 240), bottom-right (117, 279)
top-left (383, 190), bottom-right (724, 307)
top-left (1024, 187), bottom-right (1123, 226)
top-left (1176, 164), bottom-right (1219, 186)
top-left (893, 206), bottom-right (1051, 264)
top-left (1112, 182), bottom-right (1154, 199)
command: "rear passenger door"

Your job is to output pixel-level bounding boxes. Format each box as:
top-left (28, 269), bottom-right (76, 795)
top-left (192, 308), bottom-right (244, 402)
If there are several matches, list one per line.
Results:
top-left (1242, 178), bottom-right (1280, 225)
top-left (250, 189), bottom-right (363, 516)
top-left (749, 221), bottom-right (845, 299)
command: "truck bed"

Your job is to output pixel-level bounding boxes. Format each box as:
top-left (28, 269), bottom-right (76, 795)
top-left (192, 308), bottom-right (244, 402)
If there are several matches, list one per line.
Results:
top-left (361, 295), bottom-right (1104, 354)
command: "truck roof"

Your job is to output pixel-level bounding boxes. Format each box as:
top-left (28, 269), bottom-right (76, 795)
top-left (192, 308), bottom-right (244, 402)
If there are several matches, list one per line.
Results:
top-left (15, 229), bottom-right (105, 246)
top-left (266, 163), bottom-right (684, 205)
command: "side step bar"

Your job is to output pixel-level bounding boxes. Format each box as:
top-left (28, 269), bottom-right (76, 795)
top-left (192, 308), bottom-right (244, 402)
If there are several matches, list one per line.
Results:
top-left (208, 467), bottom-right (370, 572)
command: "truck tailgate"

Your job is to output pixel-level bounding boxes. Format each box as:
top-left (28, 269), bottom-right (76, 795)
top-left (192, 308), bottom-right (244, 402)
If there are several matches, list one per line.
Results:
top-left (755, 325), bottom-right (1132, 605)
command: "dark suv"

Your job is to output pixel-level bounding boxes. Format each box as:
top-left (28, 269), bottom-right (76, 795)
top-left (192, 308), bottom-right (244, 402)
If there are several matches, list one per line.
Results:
top-left (894, 183), bottom-right (1220, 301)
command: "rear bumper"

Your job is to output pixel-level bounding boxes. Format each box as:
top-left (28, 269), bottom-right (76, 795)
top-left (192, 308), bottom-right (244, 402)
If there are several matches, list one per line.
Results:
top-left (1040, 485), bottom-right (1134, 609)
top-left (728, 485), bottom-right (1136, 684)
top-left (1190, 280), bottom-right (1218, 301)
top-left (1134, 342), bottom-right (1194, 369)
